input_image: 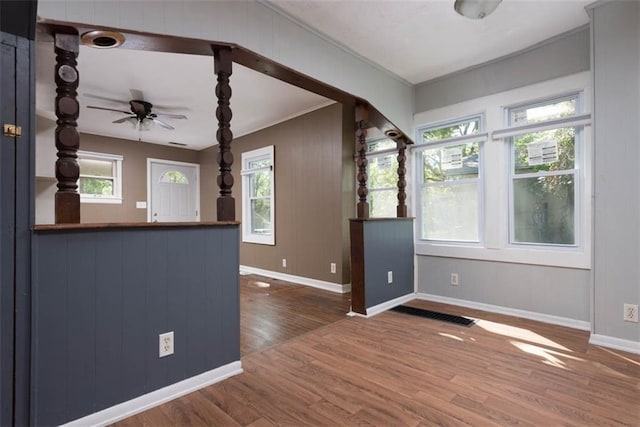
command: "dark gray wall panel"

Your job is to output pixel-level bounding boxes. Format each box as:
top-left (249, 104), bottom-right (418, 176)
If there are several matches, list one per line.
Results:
top-left (415, 26), bottom-right (590, 113)
top-left (66, 234), bottom-right (97, 421)
top-left (120, 232), bottom-right (147, 402)
top-left (0, 36), bottom-right (17, 427)
top-left (32, 225), bottom-right (241, 425)
top-left (32, 234), bottom-right (68, 425)
top-left (363, 220), bottom-right (414, 309)
top-left (95, 233), bottom-right (124, 411)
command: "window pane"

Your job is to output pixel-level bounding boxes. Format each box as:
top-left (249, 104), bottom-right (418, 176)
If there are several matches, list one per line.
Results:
top-left (250, 171), bottom-right (271, 197)
top-left (422, 118), bottom-right (480, 142)
top-left (250, 198), bottom-right (271, 235)
top-left (367, 138), bottom-right (395, 153)
top-left (370, 189), bottom-right (397, 218)
top-left (421, 182), bottom-right (478, 241)
top-left (79, 177), bottom-right (114, 196)
top-left (369, 154), bottom-right (398, 188)
top-left (422, 142), bottom-right (479, 183)
top-left (513, 175), bottom-right (574, 245)
top-left (160, 170), bottom-right (188, 184)
top-left (79, 158), bottom-right (113, 177)
top-left (511, 98), bottom-right (576, 125)
top-left (514, 127), bottom-right (575, 175)
top-left (248, 157), bottom-right (271, 169)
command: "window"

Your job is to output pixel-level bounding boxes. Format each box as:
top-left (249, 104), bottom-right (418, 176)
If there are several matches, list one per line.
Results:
top-left (415, 116), bottom-right (484, 242)
top-left (241, 146), bottom-right (274, 245)
top-left (412, 72), bottom-right (591, 268)
top-left (78, 151), bottom-right (123, 204)
top-left (366, 138), bottom-right (398, 217)
top-left (508, 94), bottom-right (581, 246)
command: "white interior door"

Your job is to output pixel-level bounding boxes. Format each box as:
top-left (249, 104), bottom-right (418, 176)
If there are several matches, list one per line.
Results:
top-left (148, 159), bottom-right (200, 222)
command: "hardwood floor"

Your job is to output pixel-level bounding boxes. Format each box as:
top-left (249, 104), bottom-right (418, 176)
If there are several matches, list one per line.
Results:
top-left (114, 285), bottom-right (640, 426)
top-left (239, 274), bottom-right (352, 355)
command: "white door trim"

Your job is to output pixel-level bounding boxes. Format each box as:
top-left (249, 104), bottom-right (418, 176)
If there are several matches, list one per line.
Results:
top-left (146, 158), bottom-right (201, 222)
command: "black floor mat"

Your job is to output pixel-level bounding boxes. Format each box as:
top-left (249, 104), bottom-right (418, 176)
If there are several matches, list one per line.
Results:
top-left (391, 305), bottom-right (475, 327)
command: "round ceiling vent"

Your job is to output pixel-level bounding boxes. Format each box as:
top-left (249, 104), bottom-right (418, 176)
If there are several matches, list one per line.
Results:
top-left (81, 30), bottom-right (125, 49)
top-left (385, 129), bottom-right (402, 139)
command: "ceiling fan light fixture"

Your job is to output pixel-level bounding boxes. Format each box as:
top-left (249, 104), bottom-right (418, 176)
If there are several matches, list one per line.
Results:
top-left (454, 0), bottom-right (502, 19)
top-left (81, 30), bottom-right (125, 49)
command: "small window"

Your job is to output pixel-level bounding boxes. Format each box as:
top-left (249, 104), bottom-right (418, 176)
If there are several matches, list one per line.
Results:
top-left (366, 138), bottom-right (399, 217)
top-left (160, 170), bottom-right (189, 184)
top-left (241, 146), bottom-right (274, 245)
top-left (415, 116), bottom-right (484, 242)
top-left (508, 94), bottom-right (582, 246)
top-left (78, 151), bottom-right (123, 204)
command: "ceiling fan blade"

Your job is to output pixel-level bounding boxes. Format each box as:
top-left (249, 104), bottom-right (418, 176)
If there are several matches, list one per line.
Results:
top-left (130, 89), bottom-right (145, 101)
top-left (112, 116), bottom-right (136, 124)
top-left (154, 112), bottom-right (188, 120)
top-left (152, 118), bottom-right (175, 130)
top-left (82, 93), bottom-right (129, 105)
top-left (87, 105), bottom-right (132, 115)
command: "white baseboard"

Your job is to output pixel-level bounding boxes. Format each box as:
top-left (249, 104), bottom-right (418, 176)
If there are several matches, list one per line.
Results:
top-left (589, 334), bottom-right (640, 354)
top-left (415, 293), bottom-right (591, 331)
top-left (62, 361), bottom-right (243, 427)
top-left (356, 293), bottom-right (415, 318)
top-left (240, 265), bottom-right (350, 294)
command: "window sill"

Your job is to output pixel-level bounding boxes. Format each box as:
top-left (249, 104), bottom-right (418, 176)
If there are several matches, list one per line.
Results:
top-left (415, 241), bottom-right (590, 269)
top-left (80, 197), bottom-right (123, 205)
top-left (242, 235), bottom-right (275, 245)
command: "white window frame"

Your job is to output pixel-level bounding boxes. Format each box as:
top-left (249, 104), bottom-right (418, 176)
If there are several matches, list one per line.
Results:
top-left (506, 93), bottom-right (583, 248)
top-left (365, 137), bottom-right (400, 218)
top-left (412, 71), bottom-right (592, 269)
top-left (77, 150), bottom-right (123, 204)
top-left (413, 115), bottom-right (486, 245)
top-left (241, 146), bottom-right (275, 245)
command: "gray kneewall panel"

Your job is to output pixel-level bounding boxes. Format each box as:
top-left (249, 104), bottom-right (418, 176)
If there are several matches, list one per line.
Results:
top-left (32, 225), bottom-right (240, 426)
top-left (363, 220), bottom-right (414, 309)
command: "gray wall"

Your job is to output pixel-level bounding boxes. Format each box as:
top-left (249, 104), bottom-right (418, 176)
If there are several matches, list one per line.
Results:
top-left (415, 26), bottom-right (590, 113)
top-left (37, 0), bottom-right (413, 136)
top-left (363, 220), bottom-right (414, 309)
top-left (414, 25), bottom-right (592, 324)
top-left (591, 0), bottom-right (640, 342)
top-left (417, 257), bottom-right (590, 322)
top-left (31, 225), bottom-right (240, 425)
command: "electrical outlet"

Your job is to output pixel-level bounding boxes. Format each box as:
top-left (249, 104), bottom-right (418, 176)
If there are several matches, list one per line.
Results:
top-left (282, 258), bottom-right (287, 268)
top-left (623, 304), bottom-right (638, 322)
top-left (387, 271), bottom-right (393, 284)
top-left (330, 263), bottom-right (336, 274)
top-left (159, 331), bottom-right (174, 357)
top-left (451, 273), bottom-right (459, 286)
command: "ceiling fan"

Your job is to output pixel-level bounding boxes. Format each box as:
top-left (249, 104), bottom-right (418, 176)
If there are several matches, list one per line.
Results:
top-left (85, 89), bottom-right (188, 136)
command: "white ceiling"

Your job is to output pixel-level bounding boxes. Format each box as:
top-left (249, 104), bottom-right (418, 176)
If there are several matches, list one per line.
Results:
top-left (269, 0), bottom-right (591, 84)
top-left (36, 42), bottom-right (333, 150)
top-left (36, 0), bottom-right (591, 149)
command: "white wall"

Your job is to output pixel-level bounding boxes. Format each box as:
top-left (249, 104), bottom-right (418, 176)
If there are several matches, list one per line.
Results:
top-left (36, 0), bottom-right (413, 135)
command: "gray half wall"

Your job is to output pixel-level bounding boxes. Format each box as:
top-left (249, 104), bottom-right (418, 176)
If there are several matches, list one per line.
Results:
top-left (31, 225), bottom-right (240, 426)
top-left (363, 219), bottom-right (414, 309)
top-left (417, 256), bottom-right (590, 322)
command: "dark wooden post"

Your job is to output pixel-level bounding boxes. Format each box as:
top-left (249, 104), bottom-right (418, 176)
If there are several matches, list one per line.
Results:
top-left (355, 120), bottom-right (369, 219)
top-left (54, 33), bottom-right (81, 224)
top-left (396, 138), bottom-right (407, 218)
top-left (213, 46), bottom-right (235, 221)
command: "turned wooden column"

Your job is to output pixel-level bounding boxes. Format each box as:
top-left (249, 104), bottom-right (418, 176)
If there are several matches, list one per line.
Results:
top-left (355, 120), bottom-right (369, 219)
top-left (54, 33), bottom-right (81, 224)
top-left (214, 47), bottom-right (235, 221)
top-left (396, 138), bottom-right (407, 218)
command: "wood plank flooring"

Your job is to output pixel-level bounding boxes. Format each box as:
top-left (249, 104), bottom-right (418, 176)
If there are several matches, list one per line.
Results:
top-left (114, 282), bottom-right (640, 426)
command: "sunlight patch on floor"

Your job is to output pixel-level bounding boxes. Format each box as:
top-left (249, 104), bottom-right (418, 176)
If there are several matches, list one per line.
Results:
top-left (510, 340), bottom-right (585, 369)
top-left (476, 319), bottom-right (571, 351)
